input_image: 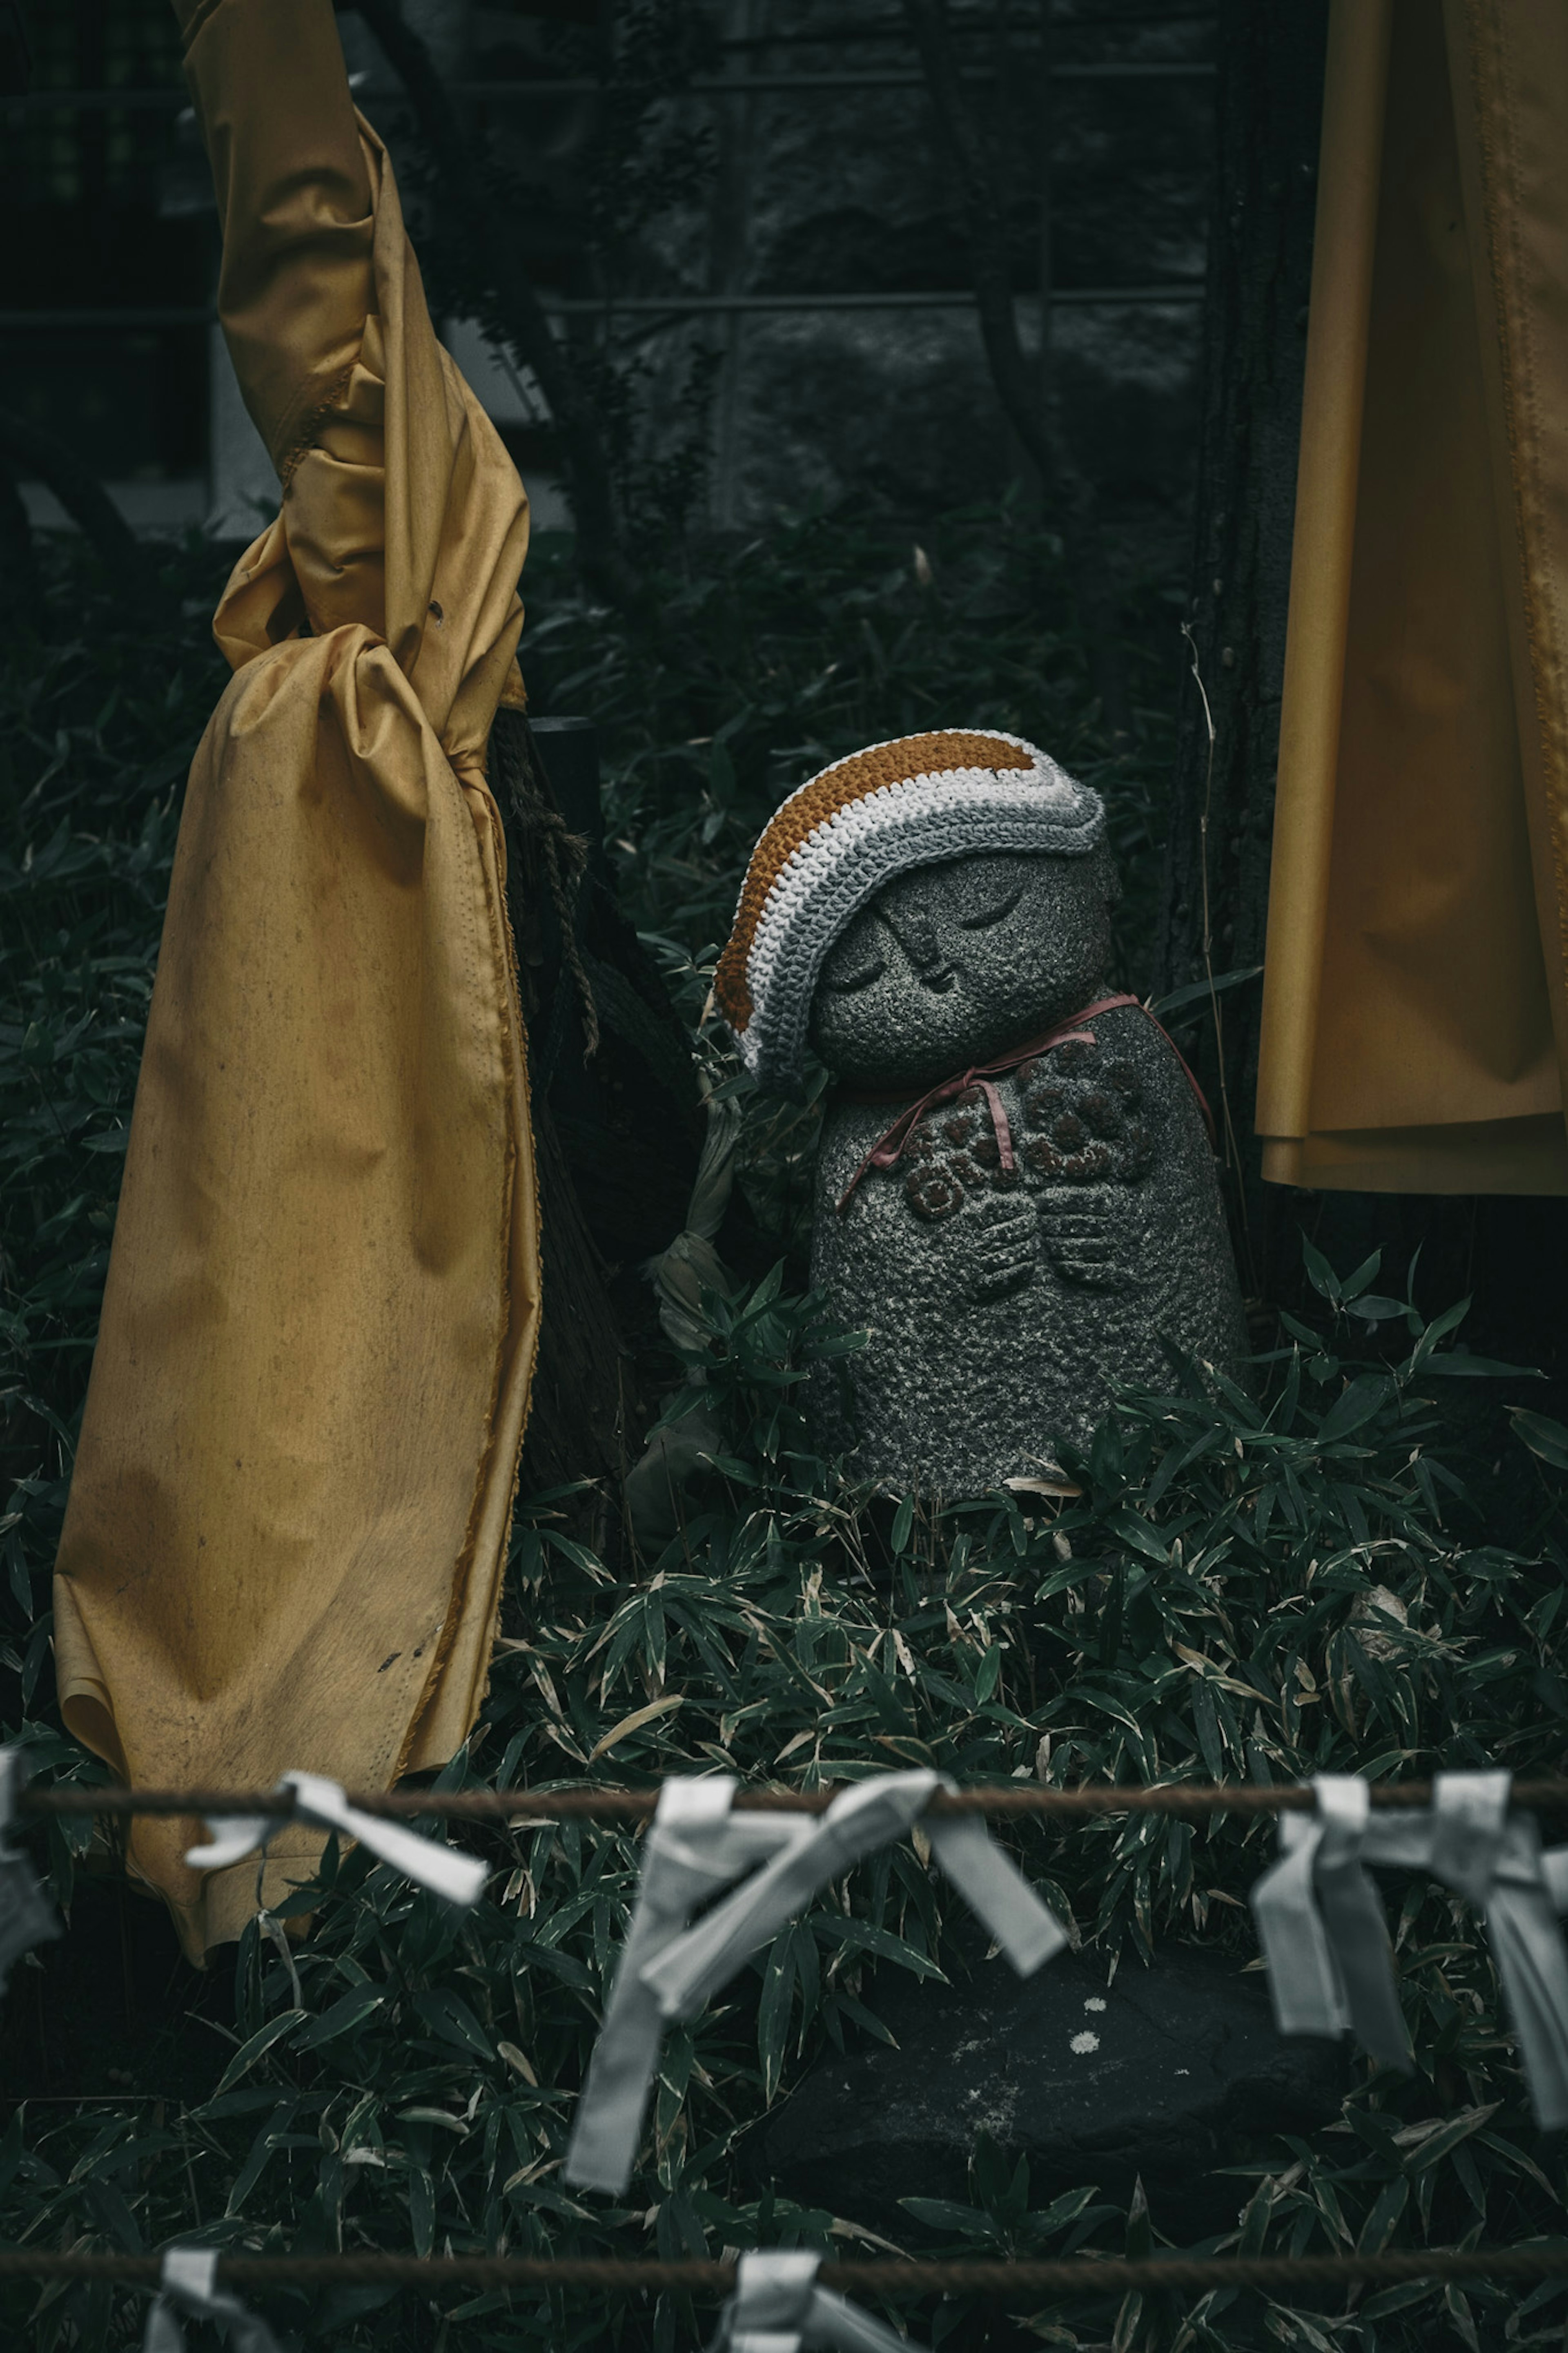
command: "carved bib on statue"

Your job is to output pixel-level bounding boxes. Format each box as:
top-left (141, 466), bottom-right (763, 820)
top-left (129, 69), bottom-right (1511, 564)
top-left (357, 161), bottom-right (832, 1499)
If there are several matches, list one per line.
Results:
top-left (716, 733), bottom-right (1246, 1499)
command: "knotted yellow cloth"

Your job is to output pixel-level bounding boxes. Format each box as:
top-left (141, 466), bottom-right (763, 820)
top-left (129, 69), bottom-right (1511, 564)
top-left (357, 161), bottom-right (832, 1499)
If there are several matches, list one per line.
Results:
top-left (53, 0), bottom-right (539, 1958)
top-left (1258, 0), bottom-right (1568, 1193)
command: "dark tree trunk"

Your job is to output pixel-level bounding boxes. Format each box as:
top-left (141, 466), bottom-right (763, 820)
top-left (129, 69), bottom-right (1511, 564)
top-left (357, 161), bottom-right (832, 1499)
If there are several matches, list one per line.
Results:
top-left (490, 711), bottom-right (706, 1540)
top-left (492, 711), bottom-right (636, 1521)
top-left (1153, 2), bottom-right (1330, 1285)
top-left (517, 1095), bottom-right (637, 1508)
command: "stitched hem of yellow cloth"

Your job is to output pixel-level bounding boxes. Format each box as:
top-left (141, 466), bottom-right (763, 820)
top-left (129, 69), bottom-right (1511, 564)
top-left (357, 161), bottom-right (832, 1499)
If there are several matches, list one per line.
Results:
top-left (52, 1653), bottom-right (334, 1957)
top-left (159, 1840), bottom-right (332, 1954)
top-left (1262, 1114), bottom-right (1568, 1194)
top-left (395, 779), bottom-right (541, 1781)
top-left (275, 354), bottom-right (361, 494)
top-left (406, 778), bottom-right (541, 1760)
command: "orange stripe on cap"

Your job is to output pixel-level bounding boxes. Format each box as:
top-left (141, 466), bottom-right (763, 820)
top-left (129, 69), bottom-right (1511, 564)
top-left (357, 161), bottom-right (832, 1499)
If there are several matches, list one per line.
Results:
top-left (715, 731), bottom-right (1033, 1031)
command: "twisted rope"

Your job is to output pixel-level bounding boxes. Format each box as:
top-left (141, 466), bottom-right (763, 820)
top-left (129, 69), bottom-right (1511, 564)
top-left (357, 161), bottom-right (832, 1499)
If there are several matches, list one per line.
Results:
top-left (0, 2248), bottom-right (1564, 2295)
top-left (18, 1778), bottom-right (1568, 1824)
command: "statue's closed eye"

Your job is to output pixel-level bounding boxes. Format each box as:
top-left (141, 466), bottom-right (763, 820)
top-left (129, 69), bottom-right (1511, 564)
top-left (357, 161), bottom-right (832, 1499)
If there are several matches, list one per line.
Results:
top-left (822, 946), bottom-right (886, 994)
top-left (957, 879), bottom-right (1025, 929)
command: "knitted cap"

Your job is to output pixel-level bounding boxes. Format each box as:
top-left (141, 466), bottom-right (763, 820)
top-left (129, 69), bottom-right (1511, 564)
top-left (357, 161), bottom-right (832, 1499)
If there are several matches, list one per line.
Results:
top-left (715, 728), bottom-right (1103, 1092)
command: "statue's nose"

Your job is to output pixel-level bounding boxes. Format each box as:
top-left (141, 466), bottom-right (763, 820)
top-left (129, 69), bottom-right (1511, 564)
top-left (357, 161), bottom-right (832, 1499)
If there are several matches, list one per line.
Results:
top-left (885, 907), bottom-right (956, 992)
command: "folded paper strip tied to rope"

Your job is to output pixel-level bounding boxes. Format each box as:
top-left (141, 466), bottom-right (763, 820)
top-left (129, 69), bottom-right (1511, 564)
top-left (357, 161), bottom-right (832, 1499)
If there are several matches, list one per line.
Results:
top-left (1250, 1772), bottom-right (1413, 2072)
top-left (144, 2246), bottom-right (283, 2353)
top-left (184, 1771), bottom-right (487, 1911)
top-left (708, 2252), bottom-right (923, 2353)
top-left (0, 1749), bottom-right (60, 2001)
top-left (1252, 1769), bottom-right (1568, 2129)
top-left (565, 1771), bottom-right (1067, 2195)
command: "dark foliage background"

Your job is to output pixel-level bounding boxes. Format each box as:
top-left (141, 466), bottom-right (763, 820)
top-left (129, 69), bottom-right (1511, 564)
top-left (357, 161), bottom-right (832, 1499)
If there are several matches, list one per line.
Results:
top-left (0, 6), bottom-right (1565, 2350)
top-left (0, 526), bottom-right (1564, 2353)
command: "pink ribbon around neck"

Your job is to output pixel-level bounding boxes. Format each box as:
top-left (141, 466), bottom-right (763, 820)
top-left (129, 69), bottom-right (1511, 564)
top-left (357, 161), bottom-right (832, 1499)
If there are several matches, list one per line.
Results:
top-left (833, 992), bottom-right (1215, 1213)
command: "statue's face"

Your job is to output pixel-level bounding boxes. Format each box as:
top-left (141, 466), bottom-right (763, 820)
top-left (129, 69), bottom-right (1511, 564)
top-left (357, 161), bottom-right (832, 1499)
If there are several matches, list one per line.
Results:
top-left (808, 848), bottom-right (1115, 1090)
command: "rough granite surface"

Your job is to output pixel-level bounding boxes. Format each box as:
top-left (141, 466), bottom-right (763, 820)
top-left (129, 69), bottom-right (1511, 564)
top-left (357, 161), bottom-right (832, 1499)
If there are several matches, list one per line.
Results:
top-left (806, 848), bottom-right (1245, 1492)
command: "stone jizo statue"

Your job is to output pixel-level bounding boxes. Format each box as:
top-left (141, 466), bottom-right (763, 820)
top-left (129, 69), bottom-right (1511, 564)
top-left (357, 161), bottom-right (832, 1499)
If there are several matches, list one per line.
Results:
top-left (715, 730), bottom-right (1246, 1497)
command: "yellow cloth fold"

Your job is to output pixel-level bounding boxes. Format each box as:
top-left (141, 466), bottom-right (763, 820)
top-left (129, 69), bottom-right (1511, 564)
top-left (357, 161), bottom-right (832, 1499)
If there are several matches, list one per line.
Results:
top-left (52, 0), bottom-right (540, 1958)
top-left (1257, 0), bottom-right (1568, 1193)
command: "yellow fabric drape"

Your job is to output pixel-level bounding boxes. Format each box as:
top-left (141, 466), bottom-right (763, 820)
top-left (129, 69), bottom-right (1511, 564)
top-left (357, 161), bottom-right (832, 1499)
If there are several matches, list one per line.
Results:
top-left (52, 0), bottom-right (540, 1959)
top-left (1257, 0), bottom-right (1568, 1193)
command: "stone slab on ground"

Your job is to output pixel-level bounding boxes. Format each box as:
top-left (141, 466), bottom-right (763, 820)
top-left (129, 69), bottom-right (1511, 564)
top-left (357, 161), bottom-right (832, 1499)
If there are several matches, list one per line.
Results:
top-left (751, 1938), bottom-right (1348, 2238)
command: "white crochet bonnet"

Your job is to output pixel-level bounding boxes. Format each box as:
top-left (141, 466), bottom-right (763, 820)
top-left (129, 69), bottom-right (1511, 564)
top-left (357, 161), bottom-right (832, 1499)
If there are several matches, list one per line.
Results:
top-left (715, 728), bottom-right (1104, 1093)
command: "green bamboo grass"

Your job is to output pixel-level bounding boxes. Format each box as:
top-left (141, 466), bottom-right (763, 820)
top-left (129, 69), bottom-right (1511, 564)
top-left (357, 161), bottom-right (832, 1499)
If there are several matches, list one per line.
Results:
top-left (0, 522), bottom-right (1564, 2353)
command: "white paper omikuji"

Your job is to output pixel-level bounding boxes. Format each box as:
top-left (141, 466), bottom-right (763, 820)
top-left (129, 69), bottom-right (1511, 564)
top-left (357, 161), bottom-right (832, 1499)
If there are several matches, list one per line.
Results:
top-left (184, 1769), bottom-right (486, 1910)
top-left (641, 1772), bottom-right (1066, 2022)
top-left (564, 1778), bottom-right (808, 2195)
top-left (706, 2252), bottom-right (922, 2353)
top-left (567, 1770), bottom-right (1068, 2197)
top-left (1252, 1767), bottom-right (1568, 2131)
top-left (143, 2246), bottom-right (282, 2353)
top-left (1250, 1773), bottom-right (1411, 2067)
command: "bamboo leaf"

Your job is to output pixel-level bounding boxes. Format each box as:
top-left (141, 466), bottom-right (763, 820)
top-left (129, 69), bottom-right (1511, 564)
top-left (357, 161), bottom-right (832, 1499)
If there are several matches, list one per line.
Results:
top-left (588, 1695), bottom-right (685, 1760)
top-left (208, 2010), bottom-right (306, 2100)
top-left (1512, 1408), bottom-right (1568, 1470)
